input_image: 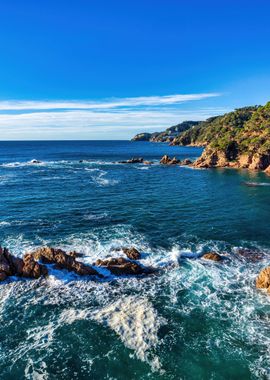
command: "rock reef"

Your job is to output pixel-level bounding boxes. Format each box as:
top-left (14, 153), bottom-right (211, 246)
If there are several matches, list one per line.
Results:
top-left (0, 246), bottom-right (154, 283)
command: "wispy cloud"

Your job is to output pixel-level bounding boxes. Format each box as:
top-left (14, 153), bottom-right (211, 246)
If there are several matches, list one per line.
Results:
top-left (0, 93), bottom-right (225, 139)
top-left (0, 93), bottom-right (220, 111)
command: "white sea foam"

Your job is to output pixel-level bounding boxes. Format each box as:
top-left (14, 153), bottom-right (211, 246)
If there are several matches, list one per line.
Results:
top-left (92, 296), bottom-right (164, 372)
top-left (1, 230), bottom-right (270, 377)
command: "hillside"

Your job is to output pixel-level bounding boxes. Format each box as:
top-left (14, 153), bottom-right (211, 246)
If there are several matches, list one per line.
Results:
top-left (131, 121), bottom-right (201, 143)
top-left (131, 101), bottom-right (270, 172)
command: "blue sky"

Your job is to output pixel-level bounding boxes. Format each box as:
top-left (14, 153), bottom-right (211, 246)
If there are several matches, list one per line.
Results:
top-left (0, 0), bottom-right (270, 139)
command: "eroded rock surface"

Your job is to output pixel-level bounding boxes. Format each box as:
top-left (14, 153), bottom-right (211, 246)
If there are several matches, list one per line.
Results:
top-left (31, 247), bottom-right (100, 277)
top-left (0, 246), bottom-right (47, 281)
top-left (160, 155), bottom-right (181, 165)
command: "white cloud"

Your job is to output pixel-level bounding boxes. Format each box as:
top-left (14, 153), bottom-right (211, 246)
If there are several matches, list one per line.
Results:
top-left (0, 93), bottom-right (220, 111)
top-left (0, 108), bottom-right (229, 140)
top-left (0, 93), bottom-right (225, 139)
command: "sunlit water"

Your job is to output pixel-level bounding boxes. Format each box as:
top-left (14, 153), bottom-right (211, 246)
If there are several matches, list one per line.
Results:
top-left (0, 140), bottom-right (270, 379)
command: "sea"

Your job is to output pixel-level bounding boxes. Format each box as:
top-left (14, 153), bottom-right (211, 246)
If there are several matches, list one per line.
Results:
top-left (0, 140), bottom-right (270, 379)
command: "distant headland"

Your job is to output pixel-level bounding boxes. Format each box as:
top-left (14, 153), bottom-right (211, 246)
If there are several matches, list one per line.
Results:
top-left (132, 101), bottom-right (270, 174)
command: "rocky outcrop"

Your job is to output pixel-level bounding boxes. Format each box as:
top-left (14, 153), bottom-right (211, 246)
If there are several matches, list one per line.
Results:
top-left (202, 252), bottom-right (223, 261)
top-left (31, 247), bottom-right (100, 277)
top-left (256, 267), bottom-right (270, 292)
top-left (93, 257), bottom-right (154, 276)
top-left (193, 147), bottom-right (270, 171)
top-left (0, 246), bottom-right (47, 281)
top-left (160, 155), bottom-right (181, 165)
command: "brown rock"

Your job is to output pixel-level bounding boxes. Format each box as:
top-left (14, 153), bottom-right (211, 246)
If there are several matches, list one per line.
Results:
top-left (0, 246), bottom-right (47, 281)
top-left (93, 257), bottom-right (154, 276)
top-left (31, 246), bottom-right (100, 277)
top-left (202, 252), bottom-right (223, 261)
top-left (122, 247), bottom-right (141, 260)
top-left (249, 154), bottom-right (270, 170)
top-left (21, 253), bottom-right (48, 278)
top-left (264, 165), bottom-right (270, 176)
top-left (160, 155), bottom-right (180, 165)
top-left (256, 267), bottom-right (270, 289)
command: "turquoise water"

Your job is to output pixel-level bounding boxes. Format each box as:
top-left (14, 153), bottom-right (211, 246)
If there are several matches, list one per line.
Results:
top-left (0, 141), bottom-right (270, 379)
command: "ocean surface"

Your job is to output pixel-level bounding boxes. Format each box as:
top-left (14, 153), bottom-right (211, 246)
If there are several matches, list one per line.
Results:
top-left (0, 140), bottom-right (270, 379)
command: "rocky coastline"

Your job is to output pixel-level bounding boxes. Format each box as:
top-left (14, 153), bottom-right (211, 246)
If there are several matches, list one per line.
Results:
top-left (1, 245), bottom-right (270, 298)
top-left (132, 101), bottom-right (270, 175)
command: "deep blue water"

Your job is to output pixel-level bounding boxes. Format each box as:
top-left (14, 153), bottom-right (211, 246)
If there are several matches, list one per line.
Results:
top-left (0, 141), bottom-right (270, 379)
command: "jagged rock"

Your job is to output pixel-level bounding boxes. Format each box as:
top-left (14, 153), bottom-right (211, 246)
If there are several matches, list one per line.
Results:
top-left (202, 252), bottom-right (223, 261)
top-left (93, 257), bottom-right (154, 276)
top-left (122, 247), bottom-right (141, 260)
top-left (21, 253), bottom-right (48, 278)
top-left (0, 246), bottom-right (47, 281)
top-left (31, 247), bottom-right (100, 277)
top-left (160, 155), bottom-right (180, 165)
top-left (256, 267), bottom-right (270, 290)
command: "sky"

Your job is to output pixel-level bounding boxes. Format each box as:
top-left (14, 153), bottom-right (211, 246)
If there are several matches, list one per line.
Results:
top-left (0, 0), bottom-right (270, 140)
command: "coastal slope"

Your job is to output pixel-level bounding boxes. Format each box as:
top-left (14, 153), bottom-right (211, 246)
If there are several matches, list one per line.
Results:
top-left (132, 101), bottom-right (270, 172)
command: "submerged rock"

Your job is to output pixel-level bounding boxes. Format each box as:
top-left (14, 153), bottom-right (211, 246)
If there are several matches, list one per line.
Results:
top-left (202, 252), bottom-right (223, 261)
top-left (31, 247), bottom-right (100, 277)
top-left (93, 257), bottom-right (154, 276)
top-left (180, 158), bottom-right (192, 166)
top-left (256, 267), bottom-right (270, 291)
top-left (119, 157), bottom-right (144, 164)
top-left (118, 157), bottom-right (153, 165)
top-left (160, 155), bottom-right (181, 165)
top-left (236, 248), bottom-right (264, 262)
